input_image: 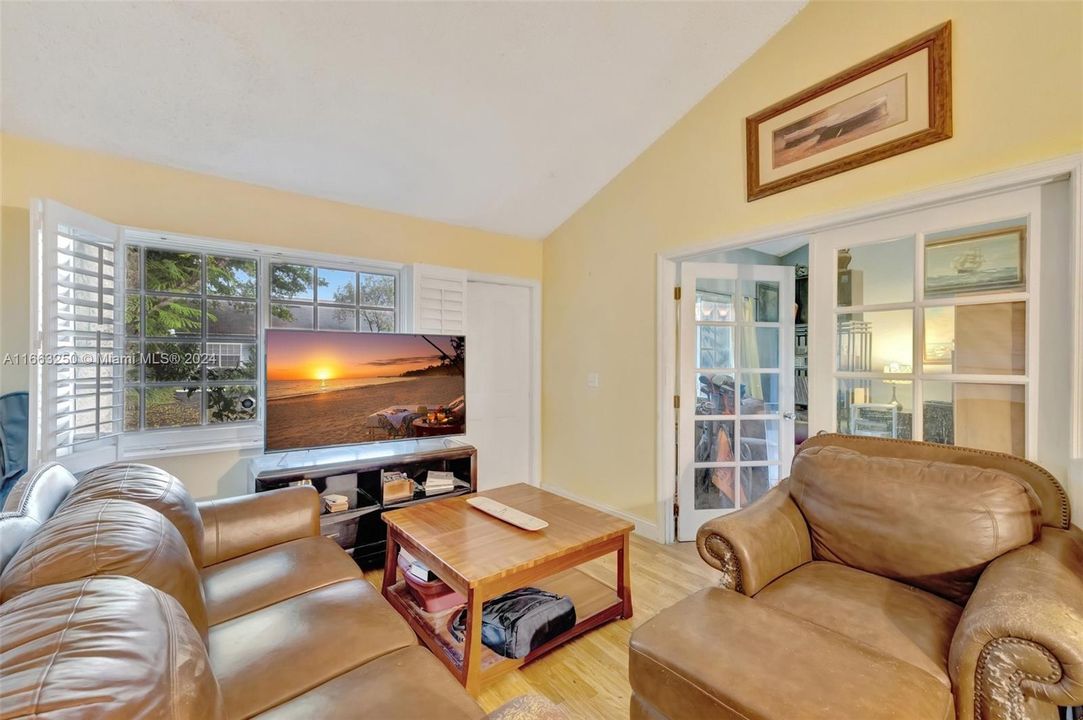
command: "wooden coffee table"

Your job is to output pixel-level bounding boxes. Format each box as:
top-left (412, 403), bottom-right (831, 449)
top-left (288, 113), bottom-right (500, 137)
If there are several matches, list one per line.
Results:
top-left (381, 483), bottom-right (634, 694)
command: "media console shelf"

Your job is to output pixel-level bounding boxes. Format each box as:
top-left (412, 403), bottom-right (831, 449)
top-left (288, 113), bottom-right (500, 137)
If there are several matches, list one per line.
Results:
top-left (248, 439), bottom-right (477, 568)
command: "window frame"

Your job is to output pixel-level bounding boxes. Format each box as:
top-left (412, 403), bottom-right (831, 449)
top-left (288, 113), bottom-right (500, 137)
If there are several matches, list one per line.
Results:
top-left (116, 228), bottom-right (404, 460)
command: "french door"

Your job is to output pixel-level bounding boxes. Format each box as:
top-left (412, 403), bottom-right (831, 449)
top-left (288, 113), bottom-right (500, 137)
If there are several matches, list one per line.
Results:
top-left (677, 262), bottom-right (796, 541)
top-left (806, 186), bottom-right (1041, 458)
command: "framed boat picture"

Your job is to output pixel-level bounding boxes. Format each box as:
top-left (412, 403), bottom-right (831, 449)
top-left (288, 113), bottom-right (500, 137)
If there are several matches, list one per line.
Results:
top-left (746, 22), bottom-right (951, 201)
top-left (924, 225), bottom-right (1026, 298)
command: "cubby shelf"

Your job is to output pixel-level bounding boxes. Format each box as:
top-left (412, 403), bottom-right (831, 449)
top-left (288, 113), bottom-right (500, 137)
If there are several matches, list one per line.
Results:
top-left (250, 438), bottom-right (477, 568)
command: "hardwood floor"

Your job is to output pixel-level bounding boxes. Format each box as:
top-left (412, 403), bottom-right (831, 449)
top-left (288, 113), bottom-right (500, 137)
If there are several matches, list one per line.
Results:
top-left (363, 535), bottom-right (718, 719)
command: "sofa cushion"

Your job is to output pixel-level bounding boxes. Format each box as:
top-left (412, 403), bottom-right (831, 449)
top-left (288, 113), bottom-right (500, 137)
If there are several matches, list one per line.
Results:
top-left (0, 498), bottom-right (209, 640)
top-left (199, 486), bottom-right (320, 566)
top-left (0, 462), bottom-right (76, 573)
top-left (209, 578), bottom-right (416, 719)
top-left (202, 536), bottom-right (363, 625)
top-left (0, 576), bottom-right (223, 719)
top-left (252, 646), bottom-right (485, 720)
top-left (790, 445), bottom-right (1041, 603)
top-left (755, 561), bottom-right (963, 684)
top-left (629, 587), bottom-right (955, 720)
top-left (61, 462), bottom-right (205, 566)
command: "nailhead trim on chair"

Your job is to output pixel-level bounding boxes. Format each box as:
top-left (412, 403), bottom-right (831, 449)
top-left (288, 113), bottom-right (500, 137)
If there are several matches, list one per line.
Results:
top-left (800, 434), bottom-right (1071, 530)
top-left (702, 534), bottom-right (744, 595)
top-left (975, 637), bottom-right (1062, 720)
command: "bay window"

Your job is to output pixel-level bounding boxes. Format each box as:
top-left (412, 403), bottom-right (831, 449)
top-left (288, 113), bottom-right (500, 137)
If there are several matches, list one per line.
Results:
top-left (31, 199), bottom-right (402, 469)
top-left (120, 240), bottom-right (401, 440)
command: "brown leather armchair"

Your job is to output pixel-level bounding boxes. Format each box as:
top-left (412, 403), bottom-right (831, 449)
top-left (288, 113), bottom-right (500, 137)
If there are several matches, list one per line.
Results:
top-left (630, 435), bottom-right (1083, 720)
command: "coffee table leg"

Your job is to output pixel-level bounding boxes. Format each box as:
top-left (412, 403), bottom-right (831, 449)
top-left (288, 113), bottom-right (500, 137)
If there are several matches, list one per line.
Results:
top-left (462, 587), bottom-right (484, 694)
top-left (618, 531), bottom-right (633, 619)
top-left (381, 529), bottom-right (400, 596)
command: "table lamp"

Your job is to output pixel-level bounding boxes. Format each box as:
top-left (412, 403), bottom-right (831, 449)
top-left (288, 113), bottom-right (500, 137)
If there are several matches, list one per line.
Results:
top-left (883, 362), bottom-right (912, 408)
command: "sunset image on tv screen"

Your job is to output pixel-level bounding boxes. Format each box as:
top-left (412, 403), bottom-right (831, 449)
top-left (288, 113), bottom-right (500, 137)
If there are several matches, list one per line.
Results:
top-left (264, 330), bottom-right (465, 452)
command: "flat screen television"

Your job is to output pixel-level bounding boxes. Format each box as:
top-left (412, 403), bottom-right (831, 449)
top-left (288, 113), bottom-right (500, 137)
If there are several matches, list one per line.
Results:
top-left (264, 329), bottom-right (465, 453)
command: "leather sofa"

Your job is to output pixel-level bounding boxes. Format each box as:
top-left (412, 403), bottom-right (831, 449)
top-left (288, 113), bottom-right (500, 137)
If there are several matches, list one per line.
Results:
top-left (630, 435), bottom-right (1083, 720)
top-left (0, 462), bottom-right (562, 719)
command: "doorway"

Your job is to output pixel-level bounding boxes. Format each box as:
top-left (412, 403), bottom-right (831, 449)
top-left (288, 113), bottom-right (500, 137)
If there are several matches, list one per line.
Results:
top-left (656, 159), bottom-right (1080, 545)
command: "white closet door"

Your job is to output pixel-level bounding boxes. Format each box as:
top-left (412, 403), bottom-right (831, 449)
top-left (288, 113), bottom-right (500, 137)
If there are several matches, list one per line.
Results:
top-left (466, 281), bottom-right (533, 489)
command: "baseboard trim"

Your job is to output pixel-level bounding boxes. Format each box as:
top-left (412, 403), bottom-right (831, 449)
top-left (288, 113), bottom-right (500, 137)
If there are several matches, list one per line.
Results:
top-left (541, 483), bottom-right (663, 543)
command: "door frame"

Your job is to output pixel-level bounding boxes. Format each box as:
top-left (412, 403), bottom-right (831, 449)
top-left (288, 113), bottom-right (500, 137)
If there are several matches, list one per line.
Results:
top-left (656, 152), bottom-right (1083, 544)
top-left (466, 271), bottom-right (542, 487)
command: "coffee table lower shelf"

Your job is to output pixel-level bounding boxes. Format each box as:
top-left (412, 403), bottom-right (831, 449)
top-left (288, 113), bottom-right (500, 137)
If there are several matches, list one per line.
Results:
top-left (386, 567), bottom-right (622, 685)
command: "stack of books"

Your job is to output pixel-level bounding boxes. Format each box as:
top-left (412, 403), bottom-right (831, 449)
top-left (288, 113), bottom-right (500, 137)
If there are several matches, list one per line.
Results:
top-left (322, 494), bottom-right (349, 513)
top-left (424, 470), bottom-right (457, 496)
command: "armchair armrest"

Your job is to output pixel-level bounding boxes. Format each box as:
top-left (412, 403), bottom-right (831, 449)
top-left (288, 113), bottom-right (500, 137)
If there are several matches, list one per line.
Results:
top-left (197, 486), bottom-right (320, 566)
top-left (948, 526), bottom-right (1083, 719)
top-left (695, 482), bottom-right (812, 595)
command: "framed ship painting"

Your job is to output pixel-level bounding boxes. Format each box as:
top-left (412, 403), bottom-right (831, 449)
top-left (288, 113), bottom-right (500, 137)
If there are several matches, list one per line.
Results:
top-left (924, 225), bottom-right (1026, 298)
top-left (746, 22), bottom-right (951, 201)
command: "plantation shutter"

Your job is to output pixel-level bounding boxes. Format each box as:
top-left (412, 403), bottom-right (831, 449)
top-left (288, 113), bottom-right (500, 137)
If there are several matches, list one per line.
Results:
top-left (31, 200), bottom-right (123, 472)
top-left (409, 264), bottom-right (467, 333)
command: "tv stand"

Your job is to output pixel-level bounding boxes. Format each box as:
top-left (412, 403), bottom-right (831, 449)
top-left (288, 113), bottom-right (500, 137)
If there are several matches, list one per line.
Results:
top-left (248, 439), bottom-right (477, 568)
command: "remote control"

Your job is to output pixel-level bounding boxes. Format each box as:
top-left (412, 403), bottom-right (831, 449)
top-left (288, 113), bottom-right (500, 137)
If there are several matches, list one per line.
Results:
top-left (466, 496), bottom-right (548, 531)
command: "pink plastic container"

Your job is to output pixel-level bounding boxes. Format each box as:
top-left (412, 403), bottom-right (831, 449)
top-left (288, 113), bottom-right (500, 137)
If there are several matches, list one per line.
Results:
top-left (397, 555), bottom-right (466, 613)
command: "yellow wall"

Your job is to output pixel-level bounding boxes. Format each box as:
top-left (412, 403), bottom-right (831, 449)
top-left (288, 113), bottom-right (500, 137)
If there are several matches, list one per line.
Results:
top-left (1, 133), bottom-right (540, 497)
top-left (541, 1), bottom-right (1083, 525)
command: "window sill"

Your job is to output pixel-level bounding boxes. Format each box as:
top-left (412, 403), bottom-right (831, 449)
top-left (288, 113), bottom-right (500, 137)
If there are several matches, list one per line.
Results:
top-left (118, 424), bottom-right (264, 460)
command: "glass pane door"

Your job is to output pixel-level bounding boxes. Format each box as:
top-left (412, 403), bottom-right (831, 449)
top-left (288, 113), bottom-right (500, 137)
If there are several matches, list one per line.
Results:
top-left (835, 236), bottom-right (917, 439)
top-left (807, 186), bottom-right (1039, 459)
top-left (677, 262), bottom-right (795, 541)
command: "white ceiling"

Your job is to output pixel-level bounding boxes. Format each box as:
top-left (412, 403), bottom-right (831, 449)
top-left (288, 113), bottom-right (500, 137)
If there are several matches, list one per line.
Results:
top-left (2, 1), bottom-right (804, 239)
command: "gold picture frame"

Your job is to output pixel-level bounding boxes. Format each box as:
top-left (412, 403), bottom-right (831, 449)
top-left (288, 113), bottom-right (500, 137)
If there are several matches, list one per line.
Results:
top-left (923, 225), bottom-right (1026, 298)
top-left (746, 22), bottom-right (952, 201)
top-left (923, 342), bottom-right (954, 366)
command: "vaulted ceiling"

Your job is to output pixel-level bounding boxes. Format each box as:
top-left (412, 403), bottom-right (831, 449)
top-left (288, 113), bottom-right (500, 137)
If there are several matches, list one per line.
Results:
top-left (2, 1), bottom-right (804, 238)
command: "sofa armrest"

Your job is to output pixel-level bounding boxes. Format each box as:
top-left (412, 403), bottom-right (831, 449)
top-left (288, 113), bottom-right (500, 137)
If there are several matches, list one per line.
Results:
top-left (197, 486), bottom-right (320, 566)
top-left (485, 696), bottom-right (566, 720)
top-left (948, 526), bottom-right (1083, 719)
top-left (695, 482), bottom-right (812, 596)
